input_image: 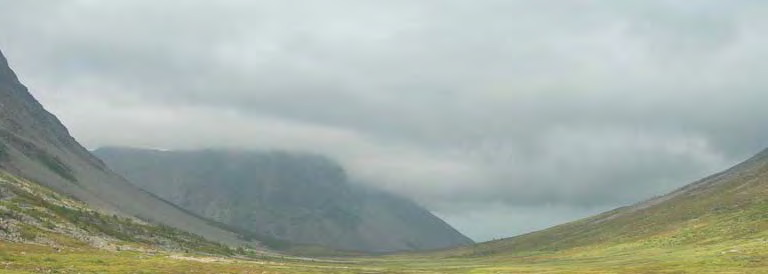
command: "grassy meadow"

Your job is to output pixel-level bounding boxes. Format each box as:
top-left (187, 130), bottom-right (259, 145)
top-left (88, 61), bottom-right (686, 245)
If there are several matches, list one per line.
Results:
top-left (0, 233), bottom-right (765, 274)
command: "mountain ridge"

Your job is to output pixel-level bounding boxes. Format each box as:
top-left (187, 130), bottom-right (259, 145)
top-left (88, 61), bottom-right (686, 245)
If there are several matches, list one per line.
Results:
top-left (93, 146), bottom-right (474, 253)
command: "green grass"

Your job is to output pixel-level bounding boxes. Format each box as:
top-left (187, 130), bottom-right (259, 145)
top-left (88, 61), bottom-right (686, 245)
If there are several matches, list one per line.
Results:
top-left (0, 237), bottom-right (765, 273)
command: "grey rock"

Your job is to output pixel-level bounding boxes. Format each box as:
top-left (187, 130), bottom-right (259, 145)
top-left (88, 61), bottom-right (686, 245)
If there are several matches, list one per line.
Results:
top-left (94, 147), bottom-right (474, 252)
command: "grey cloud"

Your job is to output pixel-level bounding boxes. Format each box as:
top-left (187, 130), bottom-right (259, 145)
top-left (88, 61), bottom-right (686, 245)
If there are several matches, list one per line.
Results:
top-left (1, 0), bottom-right (766, 240)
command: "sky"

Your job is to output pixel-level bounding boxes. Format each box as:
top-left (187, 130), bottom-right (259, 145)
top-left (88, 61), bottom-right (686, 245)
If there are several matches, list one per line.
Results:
top-left (1, 0), bottom-right (767, 241)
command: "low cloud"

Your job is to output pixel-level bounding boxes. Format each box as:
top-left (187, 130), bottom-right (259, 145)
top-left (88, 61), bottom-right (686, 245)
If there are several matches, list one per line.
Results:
top-left (1, 0), bottom-right (766, 240)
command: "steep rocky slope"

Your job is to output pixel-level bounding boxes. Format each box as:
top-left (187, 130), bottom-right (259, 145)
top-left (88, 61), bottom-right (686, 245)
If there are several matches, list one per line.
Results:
top-left (0, 49), bottom-right (255, 247)
top-left (94, 147), bottom-right (474, 253)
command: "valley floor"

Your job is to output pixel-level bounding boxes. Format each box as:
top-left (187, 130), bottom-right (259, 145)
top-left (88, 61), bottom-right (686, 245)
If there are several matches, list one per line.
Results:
top-left (1, 239), bottom-right (765, 274)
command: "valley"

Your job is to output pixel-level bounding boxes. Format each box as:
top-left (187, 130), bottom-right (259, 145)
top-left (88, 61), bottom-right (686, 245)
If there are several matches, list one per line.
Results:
top-left (1, 2), bottom-right (767, 272)
top-left (0, 148), bottom-right (765, 273)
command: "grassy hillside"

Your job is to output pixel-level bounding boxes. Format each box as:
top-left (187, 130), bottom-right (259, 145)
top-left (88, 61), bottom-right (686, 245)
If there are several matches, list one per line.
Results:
top-left (447, 149), bottom-right (767, 258)
top-left (405, 149), bottom-right (767, 273)
top-left (0, 172), bottom-right (243, 256)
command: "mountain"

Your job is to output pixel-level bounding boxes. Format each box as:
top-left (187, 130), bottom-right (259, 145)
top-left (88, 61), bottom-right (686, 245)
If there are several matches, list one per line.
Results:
top-left (93, 147), bottom-right (474, 253)
top-left (448, 148), bottom-right (767, 258)
top-left (0, 49), bottom-right (256, 248)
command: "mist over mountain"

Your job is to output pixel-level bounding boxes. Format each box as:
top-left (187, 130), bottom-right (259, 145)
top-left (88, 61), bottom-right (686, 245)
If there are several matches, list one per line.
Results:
top-left (1, 46), bottom-right (470, 255)
top-left (0, 49), bottom-right (255, 248)
top-left (5, 1), bottom-right (767, 241)
top-left (94, 147), bottom-right (473, 252)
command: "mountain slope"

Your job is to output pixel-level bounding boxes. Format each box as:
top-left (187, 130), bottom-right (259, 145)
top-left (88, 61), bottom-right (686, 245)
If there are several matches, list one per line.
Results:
top-left (0, 49), bottom-right (255, 247)
top-left (449, 148), bottom-right (767, 258)
top-left (93, 147), bottom-right (474, 253)
top-left (0, 171), bottom-right (240, 255)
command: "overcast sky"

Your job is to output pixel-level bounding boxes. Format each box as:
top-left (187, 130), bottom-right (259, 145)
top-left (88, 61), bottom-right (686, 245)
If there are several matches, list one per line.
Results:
top-left (1, 0), bottom-right (767, 241)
